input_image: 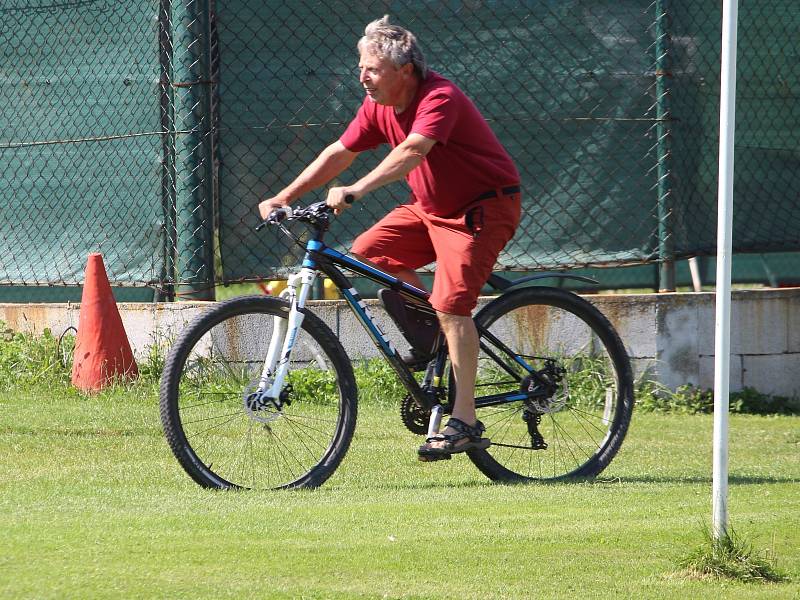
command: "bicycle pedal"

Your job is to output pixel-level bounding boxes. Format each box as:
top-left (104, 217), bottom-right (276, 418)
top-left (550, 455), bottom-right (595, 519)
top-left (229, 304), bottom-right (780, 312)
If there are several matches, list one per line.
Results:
top-left (417, 453), bottom-right (452, 462)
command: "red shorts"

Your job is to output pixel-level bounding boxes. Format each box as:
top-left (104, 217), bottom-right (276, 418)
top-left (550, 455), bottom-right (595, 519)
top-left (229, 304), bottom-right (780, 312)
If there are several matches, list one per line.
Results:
top-left (351, 191), bottom-right (522, 316)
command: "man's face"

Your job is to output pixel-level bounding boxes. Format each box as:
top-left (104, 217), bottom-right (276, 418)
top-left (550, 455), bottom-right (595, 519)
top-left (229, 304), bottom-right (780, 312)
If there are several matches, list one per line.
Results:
top-left (358, 51), bottom-right (413, 106)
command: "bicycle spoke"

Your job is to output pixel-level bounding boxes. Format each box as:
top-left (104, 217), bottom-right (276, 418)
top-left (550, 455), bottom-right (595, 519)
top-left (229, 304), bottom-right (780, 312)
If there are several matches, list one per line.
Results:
top-left (568, 405), bottom-right (619, 430)
top-left (279, 412), bottom-right (339, 425)
top-left (180, 393), bottom-right (237, 411)
top-left (548, 414), bottom-right (589, 470)
top-left (281, 413), bottom-right (337, 441)
top-left (186, 412), bottom-right (244, 438)
top-left (182, 409), bottom-right (243, 427)
top-left (479, 404), bottom-right (521, 428)
top-left (566, 407), bottom-right (606, 448)
top-left (270, 426), bottom-right (300, 481)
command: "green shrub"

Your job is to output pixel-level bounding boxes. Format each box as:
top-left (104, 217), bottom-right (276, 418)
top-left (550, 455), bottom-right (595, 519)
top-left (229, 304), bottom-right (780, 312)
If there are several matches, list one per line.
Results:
top-left (730, 387), bottom-right (800, 415)
top-left (636, 382), bottom-right (714, 414)
top-left (353, 358), bottom-right (409, 406)
top-left (0, 324), bottom-right (73, 391)
top-left (3, 322), bottom-right (799, 416)
top-left (136, 331), bottom-right (171, 383)
top-left (636, 379), bottom-right (800, 416)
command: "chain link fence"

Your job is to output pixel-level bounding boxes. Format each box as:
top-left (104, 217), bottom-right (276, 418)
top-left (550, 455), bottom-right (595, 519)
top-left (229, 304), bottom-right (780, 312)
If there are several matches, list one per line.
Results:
top-left (1, 1), bottom-right (165, 287)
top-left (1, 1), bottom-right (798, 299)
top-left (668, 1), bottom-right (800, 257)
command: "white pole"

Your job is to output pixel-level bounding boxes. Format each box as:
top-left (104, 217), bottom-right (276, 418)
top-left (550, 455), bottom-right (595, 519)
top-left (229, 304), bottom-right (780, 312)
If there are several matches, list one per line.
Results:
top-left (713, 0), bottom-right (739, 542)
top-left (688, 257), bottom-right (703, 292)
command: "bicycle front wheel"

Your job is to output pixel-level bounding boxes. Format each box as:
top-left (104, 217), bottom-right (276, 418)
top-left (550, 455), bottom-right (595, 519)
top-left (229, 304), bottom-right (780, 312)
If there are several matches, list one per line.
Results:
top-left (159, 296), bottom-right (357, 490)
top-left (454, 286), bottom-right (633, 482)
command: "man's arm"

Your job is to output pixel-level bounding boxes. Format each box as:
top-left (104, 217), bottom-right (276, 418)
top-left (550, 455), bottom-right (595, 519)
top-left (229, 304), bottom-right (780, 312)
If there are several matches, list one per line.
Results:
top-left (258, 141), bottom-right (358, 219)
top-left (326, 133), bottom-right (436, 212)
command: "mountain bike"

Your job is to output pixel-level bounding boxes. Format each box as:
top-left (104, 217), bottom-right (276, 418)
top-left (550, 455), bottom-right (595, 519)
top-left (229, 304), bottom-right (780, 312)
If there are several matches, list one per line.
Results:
top-left (159, 200), bottom-right (634, 489)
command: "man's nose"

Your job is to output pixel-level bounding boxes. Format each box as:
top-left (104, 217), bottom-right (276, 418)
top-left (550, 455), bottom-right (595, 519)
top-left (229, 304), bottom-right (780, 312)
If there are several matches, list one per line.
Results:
top-left (359, 69), bottom-right (368, 84)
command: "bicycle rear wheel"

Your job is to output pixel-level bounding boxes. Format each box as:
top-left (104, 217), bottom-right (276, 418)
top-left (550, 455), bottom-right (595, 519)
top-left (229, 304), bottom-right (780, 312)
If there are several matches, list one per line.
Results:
top-left (452, 286), bottom-right (633, 482)
top-left (159, 296), bottom-right (357, 490)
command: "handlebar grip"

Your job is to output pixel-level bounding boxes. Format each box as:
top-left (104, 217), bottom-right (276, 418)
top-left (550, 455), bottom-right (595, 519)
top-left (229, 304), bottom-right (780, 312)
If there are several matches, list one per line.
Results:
top-left (344, 194), bottom-right (355, 204)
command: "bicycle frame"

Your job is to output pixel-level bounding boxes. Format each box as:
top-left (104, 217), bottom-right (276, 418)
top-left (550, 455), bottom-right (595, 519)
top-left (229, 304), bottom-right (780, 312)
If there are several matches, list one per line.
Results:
top-left (259, 221), bottom-right (538, 413)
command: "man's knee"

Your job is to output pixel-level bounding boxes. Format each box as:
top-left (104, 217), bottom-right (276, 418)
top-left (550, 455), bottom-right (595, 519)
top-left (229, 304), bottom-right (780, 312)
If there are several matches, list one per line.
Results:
top-left (436, 311), bottom-right (475, 332)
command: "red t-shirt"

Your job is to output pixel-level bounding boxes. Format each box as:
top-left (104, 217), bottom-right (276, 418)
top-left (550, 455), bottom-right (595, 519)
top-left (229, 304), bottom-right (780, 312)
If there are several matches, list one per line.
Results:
top-left (339, 71), bottom-right (519, 217)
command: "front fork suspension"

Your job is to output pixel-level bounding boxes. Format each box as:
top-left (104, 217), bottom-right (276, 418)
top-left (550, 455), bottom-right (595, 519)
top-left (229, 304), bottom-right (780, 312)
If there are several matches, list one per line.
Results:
top-left (254, 268), bottom-right (317, 405)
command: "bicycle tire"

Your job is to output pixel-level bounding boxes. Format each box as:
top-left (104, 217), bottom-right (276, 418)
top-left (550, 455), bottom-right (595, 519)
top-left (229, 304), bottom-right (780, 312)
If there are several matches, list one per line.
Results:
top-left (159, 295), bottom-right (357, 490)
top-left (450, 286), bottom-right (633, 482)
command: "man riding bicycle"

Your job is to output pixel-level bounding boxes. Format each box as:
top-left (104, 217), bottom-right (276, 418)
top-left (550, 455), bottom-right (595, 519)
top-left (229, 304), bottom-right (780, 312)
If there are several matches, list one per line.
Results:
top-left (258, 15), bottom-right (521, 460)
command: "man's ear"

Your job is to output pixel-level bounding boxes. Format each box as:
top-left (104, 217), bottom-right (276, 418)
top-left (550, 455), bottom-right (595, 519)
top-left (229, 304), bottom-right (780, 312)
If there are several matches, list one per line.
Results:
top-left (401, 62), bottom-right (415, 78)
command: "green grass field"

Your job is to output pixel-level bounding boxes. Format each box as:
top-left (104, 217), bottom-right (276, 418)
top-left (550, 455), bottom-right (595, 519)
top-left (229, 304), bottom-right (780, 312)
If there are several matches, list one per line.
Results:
top-left (1, 380), bottom-right (797, 599)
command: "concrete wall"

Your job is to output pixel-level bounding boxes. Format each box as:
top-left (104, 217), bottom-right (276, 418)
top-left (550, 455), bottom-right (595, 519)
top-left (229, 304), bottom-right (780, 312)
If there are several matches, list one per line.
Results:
top-left (2, 287), bottom-right (798, 397)
top-left (601, 288), bottom-right (800, 396)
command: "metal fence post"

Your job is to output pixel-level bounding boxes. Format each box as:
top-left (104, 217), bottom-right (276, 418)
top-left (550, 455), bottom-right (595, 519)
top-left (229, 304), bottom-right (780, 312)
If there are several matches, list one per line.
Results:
top-left (172, 0), bottom-right (215, 300)
top-left (158, 0), bottom-right (177, 302)
top-left (654, 0), bottom-right (676, 292)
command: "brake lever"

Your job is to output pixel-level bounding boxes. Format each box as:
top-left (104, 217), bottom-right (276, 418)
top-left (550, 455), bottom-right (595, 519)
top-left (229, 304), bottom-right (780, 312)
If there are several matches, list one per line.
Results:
top-left (255, 206), bottom-right (294, 231)
top-left (254, 195), bottom-right (353, 231)
top-left (309, 195), bottom-right (354, 214)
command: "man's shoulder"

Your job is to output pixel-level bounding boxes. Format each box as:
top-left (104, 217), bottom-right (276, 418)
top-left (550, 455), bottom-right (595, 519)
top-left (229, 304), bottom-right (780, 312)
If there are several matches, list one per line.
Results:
top-left (420, 71), bottom-right (461, 99)
top-left (355, 95), bottom-right (387, 124)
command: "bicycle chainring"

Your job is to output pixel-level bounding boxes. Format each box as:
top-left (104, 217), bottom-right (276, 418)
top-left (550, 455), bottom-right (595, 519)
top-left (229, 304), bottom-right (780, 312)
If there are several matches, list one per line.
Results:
top-left (400, 394), bottom-right (430, 435)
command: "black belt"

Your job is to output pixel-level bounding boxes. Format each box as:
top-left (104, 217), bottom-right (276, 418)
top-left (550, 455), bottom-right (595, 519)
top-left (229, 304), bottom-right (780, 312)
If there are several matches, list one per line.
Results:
top-left (474, 185), bottom-right (521, 202)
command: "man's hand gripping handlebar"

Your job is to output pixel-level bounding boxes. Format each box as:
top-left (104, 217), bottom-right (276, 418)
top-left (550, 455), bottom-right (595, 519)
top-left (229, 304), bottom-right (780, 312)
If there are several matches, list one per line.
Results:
top-left (256, 195), bottom-right (354, 231)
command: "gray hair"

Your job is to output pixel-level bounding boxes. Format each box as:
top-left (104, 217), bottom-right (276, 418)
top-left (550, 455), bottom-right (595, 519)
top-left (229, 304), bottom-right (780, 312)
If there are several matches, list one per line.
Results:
top-left (357, 15), bottom-right (427, 79)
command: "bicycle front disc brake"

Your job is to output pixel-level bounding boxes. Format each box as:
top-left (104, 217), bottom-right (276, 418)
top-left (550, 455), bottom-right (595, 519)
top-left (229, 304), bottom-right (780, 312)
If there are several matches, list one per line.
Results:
top-left (243, 379), bottom-right (289, 424)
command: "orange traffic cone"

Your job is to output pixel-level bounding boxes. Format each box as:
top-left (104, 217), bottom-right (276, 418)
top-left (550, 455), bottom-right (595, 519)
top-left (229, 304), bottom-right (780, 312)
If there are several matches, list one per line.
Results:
top-left (71, 253), bottom-right (138, 392)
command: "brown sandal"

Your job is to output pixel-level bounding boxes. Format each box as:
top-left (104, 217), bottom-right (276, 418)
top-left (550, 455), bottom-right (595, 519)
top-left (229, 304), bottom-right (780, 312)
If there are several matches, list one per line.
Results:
top-left (417, 417), bottom-right (490, 462)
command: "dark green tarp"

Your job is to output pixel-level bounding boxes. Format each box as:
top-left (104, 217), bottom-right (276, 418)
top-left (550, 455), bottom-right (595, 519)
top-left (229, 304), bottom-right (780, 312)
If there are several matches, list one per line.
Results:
top-left (1, 1), bottom-right (798, 296)
top-left (0, 1), bottom-right (165, 285)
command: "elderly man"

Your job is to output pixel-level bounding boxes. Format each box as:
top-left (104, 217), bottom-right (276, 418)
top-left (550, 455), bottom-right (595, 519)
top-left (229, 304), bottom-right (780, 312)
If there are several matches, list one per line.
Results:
top-left (258, 15), bottom-right (521, 460)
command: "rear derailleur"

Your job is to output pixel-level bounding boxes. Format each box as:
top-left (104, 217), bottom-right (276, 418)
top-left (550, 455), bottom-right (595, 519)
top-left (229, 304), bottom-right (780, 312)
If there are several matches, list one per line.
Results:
top-left (519, 359), bottom-right (567, 450)
top-left (521, 408), bottom-right (547, 450)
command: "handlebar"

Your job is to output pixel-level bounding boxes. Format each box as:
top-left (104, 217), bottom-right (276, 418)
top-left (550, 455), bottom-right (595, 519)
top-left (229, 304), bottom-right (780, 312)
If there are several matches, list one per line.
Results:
top-left (255, 194), bottom-right (355, 231)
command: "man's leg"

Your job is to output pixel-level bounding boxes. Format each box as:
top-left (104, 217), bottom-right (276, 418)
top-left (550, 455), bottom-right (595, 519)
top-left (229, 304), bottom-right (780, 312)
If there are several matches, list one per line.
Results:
top-left (427, 311), bottom-right (479, 449)
top-left (392, 268), bottom-right (425, 289)
top-left (351, 206), bottom-right (434, 290)
top-left (352, 253), bottom-right (425, 290)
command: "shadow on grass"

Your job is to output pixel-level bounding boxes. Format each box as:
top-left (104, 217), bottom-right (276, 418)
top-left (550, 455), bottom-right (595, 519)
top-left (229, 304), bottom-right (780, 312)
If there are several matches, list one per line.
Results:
top-left (594, 475), bottom-right (799, 485)
top-left (328, 470), bottom-right (799, 492)
top-left (343, 475), bottom-right (626, 492)
top-left (336, 478), bottom-right (495, 492)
